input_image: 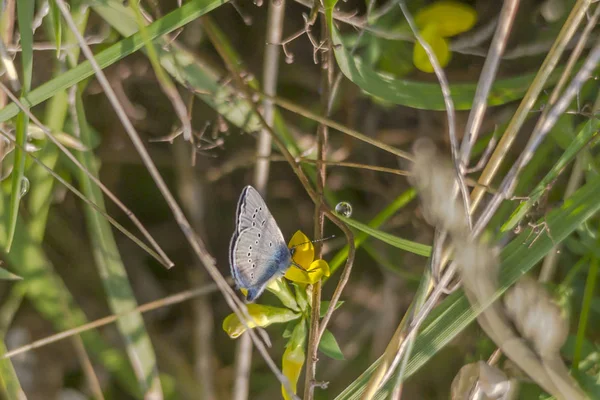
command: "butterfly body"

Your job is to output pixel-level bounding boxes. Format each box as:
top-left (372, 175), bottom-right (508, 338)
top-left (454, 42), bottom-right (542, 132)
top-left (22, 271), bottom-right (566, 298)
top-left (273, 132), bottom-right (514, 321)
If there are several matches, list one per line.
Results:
top-left (230, 186), bottom-right (291, 302)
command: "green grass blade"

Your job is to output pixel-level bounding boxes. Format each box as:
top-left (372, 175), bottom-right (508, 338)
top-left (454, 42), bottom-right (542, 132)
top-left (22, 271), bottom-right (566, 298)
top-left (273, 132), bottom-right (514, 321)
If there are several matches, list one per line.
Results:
top-left (0, 195), bottom-right (142, 398)
top-left (0, 340), bottom-right (25, 399)
top-left (324, 0), bottom-right (564, 110)
top-left (73, 90), bottom-right (163, 397)
top-left (573, 253), bottom-right (599, 368)
top-left (0, 268), bottom-right (21, 280)
top-left (502, 118), bottom-right (600, 232)
top-left (6, 0), bottom-right (34, 252)
top-left (0, 0), bottom-right (229, 123)
top-left (27, 3), bottom-right (89, 242)
top-left (329, 188), bottom-right (416, 274)
top-left (337, 215), bottom-right (431, 257)
top-left (49, 0), bottom-right (62, 59)
top-left (336, 172), bottom-right (600, 399)
top-left (0, 287), bottom-right (25, 400)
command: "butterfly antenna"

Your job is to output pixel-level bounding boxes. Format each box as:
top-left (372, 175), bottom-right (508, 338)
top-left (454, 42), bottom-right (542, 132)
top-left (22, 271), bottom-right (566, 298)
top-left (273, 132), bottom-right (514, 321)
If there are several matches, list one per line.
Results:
top-left (290, 235), bottom-right (336, 250)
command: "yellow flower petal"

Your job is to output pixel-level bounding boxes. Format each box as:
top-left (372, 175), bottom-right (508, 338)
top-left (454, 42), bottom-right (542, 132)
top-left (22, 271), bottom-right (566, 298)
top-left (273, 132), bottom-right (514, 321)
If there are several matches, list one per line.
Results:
top-left (282, 345), bottom-right (304, 400)
top-left (282, 320), bottom-right (307, 400)
top-left (285, 259), bottom-right (330, 284)
top-left (310, 259), bottom-right (330, 277)
top-left (285, 266), bottom-right (312, 284)
top-left (415, 1), bottom-right (477, 37)
top-left (413, 24), bottom-right (450, 73)
top-left (222, 304), bottom-right (300, 338)
top-left (288, 230), bottom-right (314, 269)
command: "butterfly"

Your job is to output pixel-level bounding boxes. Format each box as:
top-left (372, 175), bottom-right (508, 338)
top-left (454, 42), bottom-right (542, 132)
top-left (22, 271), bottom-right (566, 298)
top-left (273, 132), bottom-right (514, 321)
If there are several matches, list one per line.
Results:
top-left (229, 186), bottom-right (292, 302)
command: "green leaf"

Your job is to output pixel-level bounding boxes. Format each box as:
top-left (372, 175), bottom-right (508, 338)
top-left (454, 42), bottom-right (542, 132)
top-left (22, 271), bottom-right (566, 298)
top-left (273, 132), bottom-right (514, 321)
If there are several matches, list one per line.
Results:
top-left (74, 89), bottom-right (163, 397)
top-left (336, 172), bottom-right (600, 399)
top-left (0, 267), bottom-right (21, 281)
top-left (49, 0), bottom-right (62, 58)
top-left (0, 340), bottom-right (25, 399)
top-left (325, 4), bottom-right (564, 110)
top-left (502, 117), bottom-right (600, 232)
top-left (319, 301), bottom-right (344, 318)
top-left (0, 196), bottom-right (142, 397)
top-left (329, 189), bottom-right (416, 275)
top-left (6, 0), bottom-right (34, 252)
top-left (337, 215), bottom-right (432, 257)
top-left (0, 0), bottom-right (232, 124)
top-left (283, 320), bottom-right (296, 339)
top-left (0, 288), bottom-right (25, 398)
top-left (319, 329), bottom-right (345, 360)
top-left (27, 4), bottom-right (89, 242)
top-left (293, 282), bottom-right (309, 311)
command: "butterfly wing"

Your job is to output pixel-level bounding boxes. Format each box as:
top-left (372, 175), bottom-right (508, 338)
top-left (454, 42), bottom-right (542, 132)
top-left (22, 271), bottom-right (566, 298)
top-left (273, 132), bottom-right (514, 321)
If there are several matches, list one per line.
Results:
top-left (230, 186), bottom-right (291, 301)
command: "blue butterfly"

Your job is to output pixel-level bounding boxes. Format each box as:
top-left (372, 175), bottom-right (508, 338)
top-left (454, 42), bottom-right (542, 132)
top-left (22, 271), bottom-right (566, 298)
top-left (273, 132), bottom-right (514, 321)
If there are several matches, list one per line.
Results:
top-left (229, 186), bottom-right (292, 302)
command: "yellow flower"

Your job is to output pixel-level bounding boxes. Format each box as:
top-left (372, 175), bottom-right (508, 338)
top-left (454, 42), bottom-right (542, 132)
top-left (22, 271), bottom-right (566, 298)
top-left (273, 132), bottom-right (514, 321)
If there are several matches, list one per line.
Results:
top-left (222, 304), bottom-right (300, 338)
top-left (282, 319), bottom-right (307, 400)
top-left (284, 231), bottom-right (331, 285)
top-left (412, 1), bottom-right (477, 73)
top-left (412, 24), bottom-right (450, 74)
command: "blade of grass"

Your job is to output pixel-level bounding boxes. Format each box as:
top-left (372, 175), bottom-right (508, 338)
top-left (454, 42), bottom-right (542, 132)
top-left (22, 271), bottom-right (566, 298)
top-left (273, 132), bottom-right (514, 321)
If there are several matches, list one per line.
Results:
top-left (0, 0), bottom-right (232, 124)
top-left (362, 243), bottom-right (421, 283)
top-left (0, 194), bottom-right (143, 398)
top-left (0, 286), bottom-right (25, 400)
top-left (573, 252), bottom-right (599, 369)
top-left (0, 268), bottom-right (21, 280)
top-left (49, 0), bottom-right (61, 59)
top-left (0, 340), bottom-right (25, 400)
top-left (328, 188), bottom-right (416, 274)
top-left (6, 0), bottom-right (34, 252)
top-left (502, 117), bottom-right (600, 232)
top-left (27, 2), bottom-right (89, 242)
top-left (469, 0), bottom-right (592, 213)
top-left (336, 171), bottom-right (600, 399)
top-left (73, 89), bottom-right (163, 397)
top-left (336, 215), bottom-right (431, 257)
top-left (128, 0), bottom-right (191, 141)
top-left (324, 0), bottom-right (565, 110)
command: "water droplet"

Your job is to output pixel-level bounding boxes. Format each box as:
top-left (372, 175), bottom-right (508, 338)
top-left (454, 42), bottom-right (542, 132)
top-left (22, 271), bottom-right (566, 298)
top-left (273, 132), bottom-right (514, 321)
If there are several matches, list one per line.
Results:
top-left (19, 177), bottom-right (30, 198)
top-left (335, 201), bottom-right (352, 217)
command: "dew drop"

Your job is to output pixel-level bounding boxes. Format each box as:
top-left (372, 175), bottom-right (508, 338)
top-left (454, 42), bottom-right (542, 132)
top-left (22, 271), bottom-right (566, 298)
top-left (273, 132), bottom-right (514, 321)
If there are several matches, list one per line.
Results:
top-left (335, 201), bottom-right (353, 217)
top-left (19, 177), bottom-right (30, 198)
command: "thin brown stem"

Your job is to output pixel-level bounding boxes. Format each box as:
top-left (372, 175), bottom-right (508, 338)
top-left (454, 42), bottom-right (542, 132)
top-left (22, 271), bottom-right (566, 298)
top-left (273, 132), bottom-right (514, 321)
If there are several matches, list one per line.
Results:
top-left (0, 89), bottom-right (170, 268)
top-left (2, 282), bottom-right (222, 360)
top-left (304, 12), bottom-right (333, 400)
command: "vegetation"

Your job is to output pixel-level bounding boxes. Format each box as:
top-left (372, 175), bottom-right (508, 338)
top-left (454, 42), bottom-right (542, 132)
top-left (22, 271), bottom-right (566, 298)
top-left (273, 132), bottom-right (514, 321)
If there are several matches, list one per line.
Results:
top-left (0, 0), bottom-right (599, 399)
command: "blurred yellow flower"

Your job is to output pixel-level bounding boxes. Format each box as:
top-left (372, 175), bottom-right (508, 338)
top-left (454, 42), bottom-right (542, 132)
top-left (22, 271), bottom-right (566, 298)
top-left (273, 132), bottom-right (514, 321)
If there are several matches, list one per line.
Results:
top-left (412, 1), bottom-right (477, 73)
top-left (222, 304), bottom-right (300, 338)
top-left (284, 231), bottom-right (331, 284)
top-left (282, 320), bottom-right (306, 400)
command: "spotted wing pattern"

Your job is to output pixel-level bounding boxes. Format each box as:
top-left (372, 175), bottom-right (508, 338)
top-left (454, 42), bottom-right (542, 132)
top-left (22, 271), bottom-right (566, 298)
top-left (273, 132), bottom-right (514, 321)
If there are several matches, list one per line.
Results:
top-left (229, 186), bottom-right (291, 301)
